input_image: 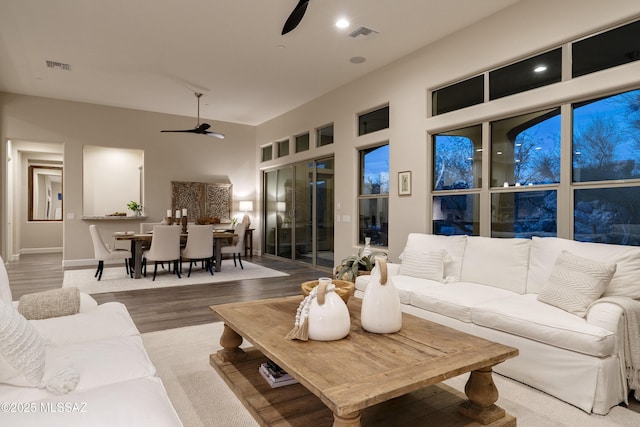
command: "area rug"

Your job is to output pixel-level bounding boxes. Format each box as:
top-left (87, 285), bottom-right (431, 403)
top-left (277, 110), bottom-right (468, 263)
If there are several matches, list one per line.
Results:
top-left (142, 322), bottom-right (640, 427)
top-left (62, 260), bottom-right (288, 295)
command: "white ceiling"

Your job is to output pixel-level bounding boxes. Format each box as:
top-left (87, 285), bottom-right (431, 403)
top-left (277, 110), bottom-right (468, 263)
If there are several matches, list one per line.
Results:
top-left (0, 0), bottom-right (518, 126)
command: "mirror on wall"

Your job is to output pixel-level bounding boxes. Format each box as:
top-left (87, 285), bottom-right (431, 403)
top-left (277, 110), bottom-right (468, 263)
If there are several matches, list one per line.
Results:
top-left (82, 146), bottom-right (144, 216)
top-left (28, 165), bottom-right (63, 221)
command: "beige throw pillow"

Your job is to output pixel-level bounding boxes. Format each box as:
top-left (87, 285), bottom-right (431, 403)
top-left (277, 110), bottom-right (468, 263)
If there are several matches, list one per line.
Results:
top-left (538, 250), bottom-right (616, 317)
top-left (399, 248), bottom-right (446, 282)
top-left (18, 287), bottom-right (80, 320)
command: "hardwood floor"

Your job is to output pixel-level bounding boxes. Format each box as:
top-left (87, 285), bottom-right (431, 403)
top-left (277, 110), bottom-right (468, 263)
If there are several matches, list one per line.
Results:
top-left (5, 253), bottom-right (330, 333)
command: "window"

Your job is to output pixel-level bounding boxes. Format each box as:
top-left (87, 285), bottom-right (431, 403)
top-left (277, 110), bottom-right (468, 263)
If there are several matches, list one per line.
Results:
top-left (491, 108), bottom-right (561, 187)
top-left (317, 124), bottom-right (334, 147)
top-left (572, 89), bottom-right (640, 183)
top-left (295, 133), bottom-right (309, 153)
top-left (358, 105), bottom-right (389, 136)
top-left (433, 125), bottom-right (482, 190)
top-left (432, 75), bottom-right (484, 116)
top-left (433, 194), bottom-right (479, 236)
top-left (572, 20), bottom-right (640, 78)
top-left (277, 139), bottom-right (289, 158)
top-left (489, 48), bottom-right (562, 100)
top-left (358, 144), bottom-right (389, 246)
top-left (491, 190), bottom-right (557, 238)
top-left (261, 145), bottom-right (272, 162)
top-left (572, 88), bottom-right (640, 245)
top-left (575, 187), bottom-right (640, 245)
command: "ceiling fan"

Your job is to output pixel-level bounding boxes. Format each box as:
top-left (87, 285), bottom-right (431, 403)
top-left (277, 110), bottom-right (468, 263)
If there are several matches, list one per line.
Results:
top-left (160, 92), bottom-right (225, 139)
top-left (281, 0), bottom-right (310, 35)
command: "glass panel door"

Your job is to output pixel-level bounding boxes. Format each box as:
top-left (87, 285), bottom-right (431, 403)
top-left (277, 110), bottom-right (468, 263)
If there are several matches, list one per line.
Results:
top-left (315, 158), bottom-right (334, 268)
top-left (263, 157), bottom-right (334, 268)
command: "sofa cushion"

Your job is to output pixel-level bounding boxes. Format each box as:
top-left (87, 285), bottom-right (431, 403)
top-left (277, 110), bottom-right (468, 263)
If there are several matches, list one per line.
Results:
top-left (460, 236), bottom-right (531, 294)
top-left (0, 300), bottom-right (45, 387)
top-left (527, 236), bottom-right (640, 299)
top-left (537, 251), bottom-right (616, 317)
top-left (399, 248), bottom-right (446, 282)
top-left (390, 275), bottom-right (444, 304)
top-left (410, 282), bottom-right (517, 323)
top-left (29, 302), bottom-right (140, 346)
top-left (0, 335), bottom-right (156, 403)
top-left (403, 234), bottom-right (467, 281)
top-left (0, 377), bottom-right (183, 427)
top-left (472, 294), bottom-right (616, 357)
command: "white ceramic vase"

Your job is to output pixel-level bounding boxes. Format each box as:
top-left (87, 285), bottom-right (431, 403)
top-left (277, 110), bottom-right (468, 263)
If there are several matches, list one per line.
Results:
top-left (308, 278), bottom-right (351, 341)
top-left (361, 257), bottom-right (402, 334)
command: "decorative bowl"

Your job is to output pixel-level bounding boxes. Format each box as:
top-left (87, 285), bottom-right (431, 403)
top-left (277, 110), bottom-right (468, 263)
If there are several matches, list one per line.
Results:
top-left (301, 279), bottom-right (355, 304)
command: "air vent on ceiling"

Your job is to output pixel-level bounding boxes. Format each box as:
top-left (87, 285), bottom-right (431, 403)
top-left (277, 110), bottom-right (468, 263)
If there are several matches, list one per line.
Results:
top-left (349, 26), bottom-right (379, 38)
top-left (45, 60), bottom-right (71, 71)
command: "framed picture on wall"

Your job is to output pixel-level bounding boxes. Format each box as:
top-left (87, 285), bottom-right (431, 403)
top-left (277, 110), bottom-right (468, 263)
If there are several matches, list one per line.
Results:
top-left (398, 171), bottom-right (411, 196)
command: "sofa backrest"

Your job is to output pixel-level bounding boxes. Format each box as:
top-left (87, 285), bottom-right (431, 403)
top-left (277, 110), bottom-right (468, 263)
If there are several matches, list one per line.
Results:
top-left (527, 236), bottom-right (640, 299)
top-left (0, 256), bottom-right (12, 304)
top-left (403, 233), bottom-right (467, 281)
top-left (460, 236), bottom-right (531, 294)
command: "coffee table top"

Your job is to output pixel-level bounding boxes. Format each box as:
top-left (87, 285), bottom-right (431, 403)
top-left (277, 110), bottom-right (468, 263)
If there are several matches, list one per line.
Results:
top-left (211, 296), bottom-right (518, 417)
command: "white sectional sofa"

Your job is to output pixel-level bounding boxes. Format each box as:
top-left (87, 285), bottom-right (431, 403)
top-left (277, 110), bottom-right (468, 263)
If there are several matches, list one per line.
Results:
top-left (355, 234), bottom-right (640, 415)
top-left (0, 258), bottom-right (183, 427)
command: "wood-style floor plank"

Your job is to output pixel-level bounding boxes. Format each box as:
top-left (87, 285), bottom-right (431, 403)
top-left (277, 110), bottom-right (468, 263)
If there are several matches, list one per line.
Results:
top-left (5, 254), bottom-right (329, 333)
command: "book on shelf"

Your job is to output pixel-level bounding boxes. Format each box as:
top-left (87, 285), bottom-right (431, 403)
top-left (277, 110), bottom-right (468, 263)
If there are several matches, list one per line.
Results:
top-left (259, 361), bottom-right (299, 388)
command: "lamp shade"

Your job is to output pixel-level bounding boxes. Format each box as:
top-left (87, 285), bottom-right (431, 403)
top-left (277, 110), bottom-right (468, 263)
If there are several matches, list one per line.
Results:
top-left (239, 201), bottom-right (253, 212)
top-left (276, 202), bottom-right (286, 212)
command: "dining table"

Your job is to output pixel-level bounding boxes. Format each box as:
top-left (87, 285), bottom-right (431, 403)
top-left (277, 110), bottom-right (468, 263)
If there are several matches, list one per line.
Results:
top-left (113, 230), bottom-right (236, 279)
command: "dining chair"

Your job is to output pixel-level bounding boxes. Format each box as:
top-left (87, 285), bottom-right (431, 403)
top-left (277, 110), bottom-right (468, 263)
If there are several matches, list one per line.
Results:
top-left (142, 225), bottom-right (182, 281)
top-left (140, 222), bottom-right (163, 233)
top-left (180, 224), bottom-right (214, 277)
top-left (89, 225), bottom-right (132, 281)
top-left (220, 222), bottom-right (246, 269)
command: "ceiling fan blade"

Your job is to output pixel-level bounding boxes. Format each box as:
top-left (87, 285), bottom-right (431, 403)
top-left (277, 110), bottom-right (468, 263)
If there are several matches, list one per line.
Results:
top-left (161, 129), bottom-right (198, 133)
top-left (197, 123), bottom-right (211, 131)
top-left (205, 131), bottom-right (225, 139)
top-left (282, 0), bottom-right (310, 35)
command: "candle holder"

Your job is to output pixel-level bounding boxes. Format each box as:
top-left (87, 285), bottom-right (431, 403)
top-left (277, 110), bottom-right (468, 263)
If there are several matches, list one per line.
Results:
top-left (181, 215), bottom-right (188, 233)
top-left (166, 217), bottom-right (174, 225)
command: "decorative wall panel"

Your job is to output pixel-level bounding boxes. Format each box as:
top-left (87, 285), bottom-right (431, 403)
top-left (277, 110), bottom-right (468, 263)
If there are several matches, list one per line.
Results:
top-left (171, 181), bottom-right (232, 221)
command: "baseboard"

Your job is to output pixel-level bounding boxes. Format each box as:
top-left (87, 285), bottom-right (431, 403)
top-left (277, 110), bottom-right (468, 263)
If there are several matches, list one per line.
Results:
top-left (20, 247), bottom-right (63, 255)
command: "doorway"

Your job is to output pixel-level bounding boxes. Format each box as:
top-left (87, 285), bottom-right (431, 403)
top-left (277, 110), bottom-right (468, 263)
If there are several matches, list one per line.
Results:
top-left (263, 157), bottom-right (334, 268)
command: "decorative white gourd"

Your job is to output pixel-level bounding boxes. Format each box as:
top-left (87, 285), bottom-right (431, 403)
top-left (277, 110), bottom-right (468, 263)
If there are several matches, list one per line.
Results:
top-left (361, 257), bottom-right (402, 333)
top-left (307, 278), bottom-right (351, 341)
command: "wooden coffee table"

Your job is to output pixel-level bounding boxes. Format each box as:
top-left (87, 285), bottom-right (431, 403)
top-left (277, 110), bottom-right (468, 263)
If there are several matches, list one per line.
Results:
top-left (210, 296), bottom-right (518, 427)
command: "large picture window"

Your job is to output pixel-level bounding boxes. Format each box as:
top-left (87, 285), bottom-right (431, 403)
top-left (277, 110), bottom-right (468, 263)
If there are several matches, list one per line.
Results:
top-left (573, 89), bottom-right (640, 183)
top-left (358, 144), bottom-right (389, 246)
top-left (433, 125), bottom-right (482, 190)
top-left (491, 108), bottom-right (561, 187)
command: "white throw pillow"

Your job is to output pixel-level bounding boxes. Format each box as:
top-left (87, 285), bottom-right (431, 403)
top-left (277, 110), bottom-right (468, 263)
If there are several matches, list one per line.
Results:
top-left (0, 299), bottom-right (46, 387)
top-left (537, 251), bottom-right (616, 317)
top-left (399, 249), bottom-right (446, 282)
top-left (403, 234), bottom-right (468, 281)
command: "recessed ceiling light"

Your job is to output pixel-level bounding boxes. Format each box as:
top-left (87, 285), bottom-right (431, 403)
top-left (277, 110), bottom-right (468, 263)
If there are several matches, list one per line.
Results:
top-left (336, 18), bottom-right (350, 29)
top-left (534, 65), bottom-right (547, 73)
top-left (350, 56), bottom-right (366, 64)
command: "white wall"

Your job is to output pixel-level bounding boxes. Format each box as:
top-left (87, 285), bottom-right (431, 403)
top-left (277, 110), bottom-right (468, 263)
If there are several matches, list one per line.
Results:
top-left (255, 0), bottom-right (640, 263)
top-left (1, 94), bottom-right (256, 265)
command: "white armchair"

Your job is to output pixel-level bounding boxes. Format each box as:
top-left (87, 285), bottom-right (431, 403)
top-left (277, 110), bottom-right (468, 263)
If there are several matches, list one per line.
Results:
top-left (181, 224), bottom-right (214, 277)
top-left (142, 226), bottom-right (181, 281)
top-left (89, 225), bottom-right (132, 281)
top-left (221, 222), bottom-right (246, 269)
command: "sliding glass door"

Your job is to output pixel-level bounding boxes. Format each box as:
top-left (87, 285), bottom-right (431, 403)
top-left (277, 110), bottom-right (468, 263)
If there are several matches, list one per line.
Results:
top-left (263, 157), bottom-right (334, 268)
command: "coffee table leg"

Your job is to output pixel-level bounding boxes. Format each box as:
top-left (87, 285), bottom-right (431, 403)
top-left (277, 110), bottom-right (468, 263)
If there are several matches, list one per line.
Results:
top-left (458, 366), bottom-right (505, 425)
top-left (217, 324), bottom-right (247, 362)
top-left (333, 411), bottom-right (360, 427)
